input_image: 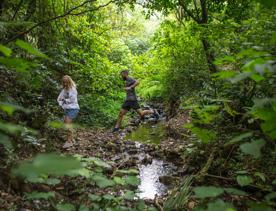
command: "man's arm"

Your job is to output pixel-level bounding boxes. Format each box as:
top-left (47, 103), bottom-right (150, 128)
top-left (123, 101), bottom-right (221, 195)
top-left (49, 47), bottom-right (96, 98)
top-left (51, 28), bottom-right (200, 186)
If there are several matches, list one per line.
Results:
top-left (126, 80), bottom-right (139, 90)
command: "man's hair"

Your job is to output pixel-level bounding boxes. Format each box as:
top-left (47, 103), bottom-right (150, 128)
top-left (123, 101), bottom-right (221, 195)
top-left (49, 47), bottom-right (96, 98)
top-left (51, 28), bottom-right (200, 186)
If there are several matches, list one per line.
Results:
top-left (120, 69), bottom-right (129, 75)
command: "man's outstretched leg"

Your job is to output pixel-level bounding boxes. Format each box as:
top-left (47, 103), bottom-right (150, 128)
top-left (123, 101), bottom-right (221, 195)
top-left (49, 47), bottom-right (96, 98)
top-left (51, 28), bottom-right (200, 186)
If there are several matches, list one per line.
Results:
top-left (136, 108), bottom-right (159, 121)
top-left (113, 108), bottom-right (128, 132)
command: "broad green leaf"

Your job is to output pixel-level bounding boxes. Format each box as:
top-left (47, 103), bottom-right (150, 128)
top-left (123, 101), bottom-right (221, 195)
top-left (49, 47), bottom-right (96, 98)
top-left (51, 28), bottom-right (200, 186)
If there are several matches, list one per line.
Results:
top-left (123, 190), bottom-right (135, 200)
top-left (254, 172), bottom-right (266, 182)
top-left (84, 157), bottom-right (111, 169)
top-left (214, 56), bottom-right (235, 65)
top-left (28, 177), bottom-right (61, 185)
top-left (103, 194), bottom-right (115, 200)
top-left (229, 72), bottom-right (252, 83)
top-left (237, 49), bottom-right (267, 59)
top-left (250, 73), bottom-right (265, 82)
top-left (236, 175), bottom-right (253, 186)
top-left (226, 132), bottom-right (253, 146)
top-left (212, 71), bottom-right (237, 80)
top-left (88, 194), bottom-right (101, 202)
top-left (265, 192), bottom-right (276, 202)
top-left (235, 170), bottom-right (248, 174)
top-left (91, 174), bottom-right (115, 188)
top-left (116, 169), bottom-right (139, 175)
top-left (79, 205), bottom-right (89, 211)
top-left (0, 44), bottom-right (12, 57)
top-left (0, 121), bottom-right (27, 134)
top-left (224, 188), bottom-right (248, 196)
top-left (114, 176), bottom-right (125, 185)
top-left (0, 57), bottom-right (34, 73)
top-left (193, 186), bottom-right (224, 198)
top-left (0, 133), bottom-right (12, 150)
top-left (68, 168), bottom-right (91, 178)
top-left (56, 203), bottom-right (75, 211)
top-left (124, 175), bottom-right (140, 186)
top-left (12, 153), bottom-right (84, 179)
top-left (206, 199), bottom-right (236, 211)
top-left (0, 102), bottom-right (31, 116)
top-left (240, 139), bottom-right (265, 158)
top-left (186, 125), bottom-right (217, 143)
top-left (16, 39), bottom-right (48, 59)
top-left (25, 191), bottom-right (55, 200)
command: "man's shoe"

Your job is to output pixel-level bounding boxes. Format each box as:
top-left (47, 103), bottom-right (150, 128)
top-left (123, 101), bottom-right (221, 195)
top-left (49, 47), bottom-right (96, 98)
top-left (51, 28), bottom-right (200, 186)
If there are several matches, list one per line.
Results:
top-left (112, 128), bottom-right (120, 133)
top-left (153, 109), bottom-right (159, 120)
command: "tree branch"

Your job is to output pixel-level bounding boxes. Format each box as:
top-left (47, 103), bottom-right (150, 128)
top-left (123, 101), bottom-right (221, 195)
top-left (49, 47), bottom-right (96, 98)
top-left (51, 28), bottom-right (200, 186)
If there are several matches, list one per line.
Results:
top-left (199, 0), bottom-right (208, 24)
top-left (11, 0), bottom-right (24, 20)
top-left (178, 0), bottom-right (199, 23)
top-left (4, 0), bottom-right (115, 44)
top-left (70, 0), bottom-right (116, 16)
top-left (193, 0), bottom-right (200, 21)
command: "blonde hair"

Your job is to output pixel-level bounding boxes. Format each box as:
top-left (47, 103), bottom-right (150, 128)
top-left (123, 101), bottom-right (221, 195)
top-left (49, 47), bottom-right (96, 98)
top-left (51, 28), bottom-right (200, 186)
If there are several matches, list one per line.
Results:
top-left (62, 75), bottom-right (76, 90)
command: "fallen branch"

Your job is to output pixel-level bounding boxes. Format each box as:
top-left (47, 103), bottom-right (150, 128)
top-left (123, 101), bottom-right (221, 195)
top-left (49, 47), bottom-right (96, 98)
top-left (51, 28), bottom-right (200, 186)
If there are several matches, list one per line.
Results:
top-left (195, 147), bottom-right (215, 181)
top-left (205, 174), bottom-right (234, 181)
top-left (154, 195), bottom-right (164, 211)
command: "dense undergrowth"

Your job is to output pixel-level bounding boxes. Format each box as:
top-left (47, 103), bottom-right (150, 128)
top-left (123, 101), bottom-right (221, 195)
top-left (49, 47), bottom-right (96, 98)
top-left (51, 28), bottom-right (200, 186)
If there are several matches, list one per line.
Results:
top-left (0, 0), bottom-right (276, 210)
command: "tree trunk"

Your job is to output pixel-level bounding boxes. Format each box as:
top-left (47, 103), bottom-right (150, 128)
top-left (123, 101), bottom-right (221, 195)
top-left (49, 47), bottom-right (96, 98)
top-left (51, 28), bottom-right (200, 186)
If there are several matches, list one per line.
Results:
top-left (167, 99), bottom-right (180, 119)
top-left (199, 0), bottom-right (217, 73)
top-left (202, 38), bottom-right (217, 73)
top-left (0, 0), bottom-right (4, 17)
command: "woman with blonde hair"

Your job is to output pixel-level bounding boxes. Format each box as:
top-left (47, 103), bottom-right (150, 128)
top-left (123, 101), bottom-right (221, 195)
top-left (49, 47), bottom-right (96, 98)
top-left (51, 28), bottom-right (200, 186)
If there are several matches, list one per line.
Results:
top-left (57, 75), bottom-right (80, 148)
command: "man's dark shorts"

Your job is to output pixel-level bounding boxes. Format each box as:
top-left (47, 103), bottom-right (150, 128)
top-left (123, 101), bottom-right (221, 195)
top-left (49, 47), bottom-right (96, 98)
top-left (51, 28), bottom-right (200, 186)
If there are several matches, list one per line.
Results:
top-left (122, 100), bottom-right (140, 111)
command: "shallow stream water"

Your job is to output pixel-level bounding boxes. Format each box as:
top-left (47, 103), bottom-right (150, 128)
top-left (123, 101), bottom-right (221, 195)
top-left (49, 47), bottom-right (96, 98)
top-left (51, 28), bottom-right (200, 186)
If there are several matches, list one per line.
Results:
top-left (124, 122), bottom-right (175, 199)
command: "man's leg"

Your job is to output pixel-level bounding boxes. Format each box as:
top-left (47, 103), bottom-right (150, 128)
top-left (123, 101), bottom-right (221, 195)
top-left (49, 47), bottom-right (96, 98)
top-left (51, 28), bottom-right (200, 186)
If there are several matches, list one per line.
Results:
top-left (114, 108), bottom-right (128, 129)
top-left (136, 108), bottom-right (159, 120)
top-left (136, 109), bottom-right (154, 119)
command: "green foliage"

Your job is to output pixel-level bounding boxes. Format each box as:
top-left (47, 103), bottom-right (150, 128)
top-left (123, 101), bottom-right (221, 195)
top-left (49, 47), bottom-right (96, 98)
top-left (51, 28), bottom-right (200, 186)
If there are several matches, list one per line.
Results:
top-left (0, 0), bottom-right (275, 210)
top-left (164, 176), bottom-right (192, 210)
top-left (15, 39), bottom-right (48, 59)
top-left (240, 139), bottom-right (265, 158)
top-left (56, 203), bottom-right (75, 211)
top-left (251, 98), bottom-right (276, 140)
top-left (185, 124), bottom-right (217, 143)
top-left (236, 175), bottom-right (253, 187)
top-left (0, 44), bottom-right (12, 57)
top-left (124, 175), bottom-right (140, 186)
top-left (12, 153), bottom-right (85, 179)
top-left (193, 186), bottom-right (224, 198)
top-left (205, 199), bottom-right (236, 211)
top-left (91, 174), bottom-right (116, 188)
top-left (25, 191), bottom-right (55, 200)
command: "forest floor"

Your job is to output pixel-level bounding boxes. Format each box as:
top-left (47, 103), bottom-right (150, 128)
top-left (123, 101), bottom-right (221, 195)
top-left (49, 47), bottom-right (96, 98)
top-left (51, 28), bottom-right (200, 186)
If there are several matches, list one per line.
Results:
top-left (1, 110), bottom-right (196, 210)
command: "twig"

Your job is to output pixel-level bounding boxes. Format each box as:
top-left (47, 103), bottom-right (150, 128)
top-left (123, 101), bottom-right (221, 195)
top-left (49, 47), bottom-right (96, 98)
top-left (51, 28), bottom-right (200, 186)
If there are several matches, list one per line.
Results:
top-left (195, 148), bottom-right (215, 181)
top-left (205, 174), bottom-right (234, 181)
top-left (154, 195), bottom-right (164, 211)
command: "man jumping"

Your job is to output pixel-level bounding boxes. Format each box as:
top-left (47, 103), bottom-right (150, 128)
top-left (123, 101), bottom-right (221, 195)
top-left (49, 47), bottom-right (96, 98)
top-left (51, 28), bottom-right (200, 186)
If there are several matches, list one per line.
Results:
top-left (112, 70), bottom-right (158, 132)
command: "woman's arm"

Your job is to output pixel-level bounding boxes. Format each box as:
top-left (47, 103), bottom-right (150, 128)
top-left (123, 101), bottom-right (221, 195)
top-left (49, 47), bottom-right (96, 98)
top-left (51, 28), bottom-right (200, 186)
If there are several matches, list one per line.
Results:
top-left (57, 90), bottom-right (64, 106)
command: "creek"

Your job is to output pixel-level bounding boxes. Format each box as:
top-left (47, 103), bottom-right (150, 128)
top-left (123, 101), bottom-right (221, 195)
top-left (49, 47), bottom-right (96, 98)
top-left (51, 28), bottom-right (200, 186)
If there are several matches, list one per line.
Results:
top-left (124, 121), bottom-right (176, 200)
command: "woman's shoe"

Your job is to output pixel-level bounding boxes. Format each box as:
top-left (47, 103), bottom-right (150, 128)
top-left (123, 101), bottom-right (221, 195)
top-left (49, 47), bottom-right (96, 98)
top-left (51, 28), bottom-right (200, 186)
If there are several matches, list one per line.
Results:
top-left (63, 142), bottom-right (73, 148)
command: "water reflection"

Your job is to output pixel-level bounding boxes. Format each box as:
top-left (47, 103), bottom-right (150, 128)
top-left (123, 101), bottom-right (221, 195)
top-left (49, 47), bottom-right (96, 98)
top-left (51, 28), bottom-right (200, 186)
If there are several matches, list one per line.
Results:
top-left (138, 159), bottom-right (171, 199)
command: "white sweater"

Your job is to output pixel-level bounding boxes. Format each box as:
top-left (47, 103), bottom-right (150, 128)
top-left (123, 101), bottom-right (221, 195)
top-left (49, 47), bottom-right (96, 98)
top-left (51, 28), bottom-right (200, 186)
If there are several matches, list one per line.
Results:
top-left (57, 87), bottom-right (80, 110)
